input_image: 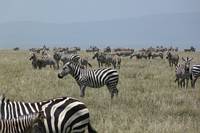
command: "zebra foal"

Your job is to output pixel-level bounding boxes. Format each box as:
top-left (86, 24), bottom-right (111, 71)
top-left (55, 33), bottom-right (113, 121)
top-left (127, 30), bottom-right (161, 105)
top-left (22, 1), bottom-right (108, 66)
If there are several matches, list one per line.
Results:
top-left (58, 61), bottom-right (119, 99)
top-left (0, 111), bottom-right (45, 133)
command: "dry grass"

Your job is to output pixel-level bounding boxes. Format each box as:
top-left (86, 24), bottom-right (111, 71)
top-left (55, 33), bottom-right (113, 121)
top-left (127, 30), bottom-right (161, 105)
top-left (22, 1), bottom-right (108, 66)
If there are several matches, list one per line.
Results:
top-left (0, 50), bottom-right (200, 133)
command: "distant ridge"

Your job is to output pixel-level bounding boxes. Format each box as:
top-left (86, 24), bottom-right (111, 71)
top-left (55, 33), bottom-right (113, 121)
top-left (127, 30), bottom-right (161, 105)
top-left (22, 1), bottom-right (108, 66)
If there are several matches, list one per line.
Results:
top-left (0, 12), bottom-right (200, 49)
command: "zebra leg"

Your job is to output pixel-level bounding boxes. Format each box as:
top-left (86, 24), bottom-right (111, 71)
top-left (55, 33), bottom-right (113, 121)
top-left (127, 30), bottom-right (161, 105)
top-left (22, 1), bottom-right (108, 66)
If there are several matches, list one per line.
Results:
top-left (192, 78), bottom-right (197, 88)
top-left (186, 78), bottom-right (189, 89)
top-left (80, 85), bottom-right (86, 97)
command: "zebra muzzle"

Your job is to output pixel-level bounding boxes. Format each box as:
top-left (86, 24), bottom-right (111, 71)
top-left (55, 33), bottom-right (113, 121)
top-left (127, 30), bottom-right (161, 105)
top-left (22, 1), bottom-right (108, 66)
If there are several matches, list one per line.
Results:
top-left (58, 73), bottom-right (64, 79)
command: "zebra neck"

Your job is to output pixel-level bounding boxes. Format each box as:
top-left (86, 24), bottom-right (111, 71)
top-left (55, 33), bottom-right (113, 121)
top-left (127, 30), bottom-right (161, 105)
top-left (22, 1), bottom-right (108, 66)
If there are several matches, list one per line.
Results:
top-left (70, 64), bottom-right (81, 80)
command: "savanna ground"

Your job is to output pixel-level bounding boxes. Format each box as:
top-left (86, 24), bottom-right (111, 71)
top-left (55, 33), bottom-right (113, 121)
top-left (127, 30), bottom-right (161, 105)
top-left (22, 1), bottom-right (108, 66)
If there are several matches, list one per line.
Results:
top-left (0, 49), bottom-right (200, 133)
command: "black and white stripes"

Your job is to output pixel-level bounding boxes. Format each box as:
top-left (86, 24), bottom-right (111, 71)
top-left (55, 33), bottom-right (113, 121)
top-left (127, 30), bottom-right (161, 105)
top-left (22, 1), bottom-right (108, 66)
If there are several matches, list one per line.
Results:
top-left (191, 64), bottom-right (200, 88)
top-left (0, 95), bottom-right (97, 133)
top-left (0, 111), bottom-right (44, 133)
top-left (58, 61), bottom-right (119, 99)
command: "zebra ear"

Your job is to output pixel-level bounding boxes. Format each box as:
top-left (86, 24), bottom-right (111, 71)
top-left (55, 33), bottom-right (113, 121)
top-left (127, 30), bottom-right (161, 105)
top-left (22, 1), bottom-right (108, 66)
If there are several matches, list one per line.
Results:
top-left (188, 57), bottom-right (193, 62)
top-left (182, 57), bottom-right (186, 62)
top-left (0, 94), bottom-right (5, 100)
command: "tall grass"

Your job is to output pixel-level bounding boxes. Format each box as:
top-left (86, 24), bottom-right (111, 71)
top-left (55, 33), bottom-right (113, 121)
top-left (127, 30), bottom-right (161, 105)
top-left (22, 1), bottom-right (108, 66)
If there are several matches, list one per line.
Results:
top-left (0, 50), bottom-right (200, 133)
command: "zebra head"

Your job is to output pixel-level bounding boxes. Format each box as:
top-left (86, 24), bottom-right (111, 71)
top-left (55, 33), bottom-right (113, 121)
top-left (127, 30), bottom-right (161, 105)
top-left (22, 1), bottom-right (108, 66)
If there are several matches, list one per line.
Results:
top-left (58, 62), bottom-right (72, 78)
top-left (29, 53), bottom-right (37, 61)
top-left (182, 57), bottom-right (193, 72)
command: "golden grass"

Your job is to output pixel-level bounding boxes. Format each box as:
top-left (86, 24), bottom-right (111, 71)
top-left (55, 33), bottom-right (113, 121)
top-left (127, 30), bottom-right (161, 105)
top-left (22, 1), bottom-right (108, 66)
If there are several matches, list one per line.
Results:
top-left (0, 50), bottom-right (200, 133)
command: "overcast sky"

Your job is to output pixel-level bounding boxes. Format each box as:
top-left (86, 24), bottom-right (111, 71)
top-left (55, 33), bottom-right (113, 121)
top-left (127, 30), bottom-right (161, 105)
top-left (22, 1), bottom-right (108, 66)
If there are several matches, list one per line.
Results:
top-left (0, 0), bottom-right (200, 23)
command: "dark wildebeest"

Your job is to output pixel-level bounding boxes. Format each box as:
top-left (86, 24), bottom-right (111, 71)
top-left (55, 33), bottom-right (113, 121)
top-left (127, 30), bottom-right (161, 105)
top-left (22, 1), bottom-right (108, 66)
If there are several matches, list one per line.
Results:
top-left (29, 53), bottom-right (56, 69)
top-left (184, 46), bottom-right (195, 52)
top-left (92, 52), bottom-right (113, 67)
top-left (166, 51), bottom-right (179, 67)
top-left (130, 52), bottom-right (148, 59)
top-left (13, 47), bottom-right (19, 51)
top-left (175, 57), bottom-right (193, 88)
top-left (104, 46), bottom-right (111, 53)
top-left (79, 57), bottom-right (92, 69)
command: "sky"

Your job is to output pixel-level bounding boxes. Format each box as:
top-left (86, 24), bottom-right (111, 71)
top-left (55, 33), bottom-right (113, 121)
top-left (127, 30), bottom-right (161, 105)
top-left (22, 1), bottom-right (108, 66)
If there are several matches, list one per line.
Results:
top-left (0, 0), bottom-right (200, 23)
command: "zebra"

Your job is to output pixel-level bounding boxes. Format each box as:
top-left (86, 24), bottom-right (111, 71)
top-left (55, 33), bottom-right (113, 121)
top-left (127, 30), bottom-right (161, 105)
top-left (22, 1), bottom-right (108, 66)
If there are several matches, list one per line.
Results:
top-left (175, 57), bottom-right (193, 88)
top-left (0, 95), bottom-right (97, 133)
top-left (191, 64), bottom-right (200, 88)
top-left (58, 61), bottom-right (119, 99)
top-left (0, 111), bottom-right (45, 133)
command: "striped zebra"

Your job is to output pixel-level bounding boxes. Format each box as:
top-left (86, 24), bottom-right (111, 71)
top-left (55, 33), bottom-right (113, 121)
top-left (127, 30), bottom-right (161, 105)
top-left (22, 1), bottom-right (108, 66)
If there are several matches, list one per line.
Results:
top-left (58, 61), bottom-right (119, 99)
top-left (0, 95), bottom-right (97, 133)
top-left (0, 111), bottom-right (45, 133)
top-left (191, 64), bottom-right (200, 88)
top-left (175, 57), bottom-right (193, 88)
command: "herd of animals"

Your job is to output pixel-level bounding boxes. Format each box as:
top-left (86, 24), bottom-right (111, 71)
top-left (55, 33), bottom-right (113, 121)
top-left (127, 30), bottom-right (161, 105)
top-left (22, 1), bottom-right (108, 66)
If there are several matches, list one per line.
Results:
top-left (0, 45), bottom-right (200, 133)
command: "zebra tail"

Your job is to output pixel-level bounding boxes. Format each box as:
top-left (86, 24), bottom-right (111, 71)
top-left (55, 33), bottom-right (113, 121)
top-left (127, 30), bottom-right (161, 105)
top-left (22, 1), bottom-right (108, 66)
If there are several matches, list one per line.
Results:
top-left (88, 122), bottom-right (97, 133)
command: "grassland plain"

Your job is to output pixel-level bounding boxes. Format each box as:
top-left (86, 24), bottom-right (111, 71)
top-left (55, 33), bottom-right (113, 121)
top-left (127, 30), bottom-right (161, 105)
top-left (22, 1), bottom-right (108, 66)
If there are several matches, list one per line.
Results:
top-left (0, 50), bottom-right (200, 133)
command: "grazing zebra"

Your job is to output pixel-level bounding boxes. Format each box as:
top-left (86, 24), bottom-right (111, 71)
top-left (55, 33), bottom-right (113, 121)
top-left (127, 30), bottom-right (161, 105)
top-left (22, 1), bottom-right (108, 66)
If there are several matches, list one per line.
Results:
top-left (166, 51), bottom-right (179, 67)
top-left (0, 95), bottom-right (97, 133)
top-left (58, 61), bottom-right (119, 99)
top-left (0, 111), bottom-right (45, 133)
top-left (175, 57), bottom-right (193, 88)
top-left (191, 64), bottom-right (200, 88)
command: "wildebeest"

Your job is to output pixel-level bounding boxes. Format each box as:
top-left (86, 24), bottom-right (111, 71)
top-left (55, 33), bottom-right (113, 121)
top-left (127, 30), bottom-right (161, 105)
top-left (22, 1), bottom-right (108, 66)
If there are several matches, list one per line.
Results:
top-left (166, 51), bottom-right (179, 67)
top-left (112, 54), bottom-right (121, 69)
top-left (29, 53), bottom-right (56, 69)
top-left (53, 52), bottom-right (92, 69)
top-left (151, 52), bottom-right (164, 59)
top-left (116, 50), bottom-right (134, 57)
top-left (104, 46), bottom-right (111, 53)
top-left (92, 52), bottom-right (113, 67)
top-left (130, 52), bottom-right (148, 59)
top-left (79, 57), bottom-right (92, 68)
top-left (86, 46), bottom-right (99, 52)
top-left (13, 47), bottom-right (20, 51)
top-left (184, 46), bottom-right (195, 52)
